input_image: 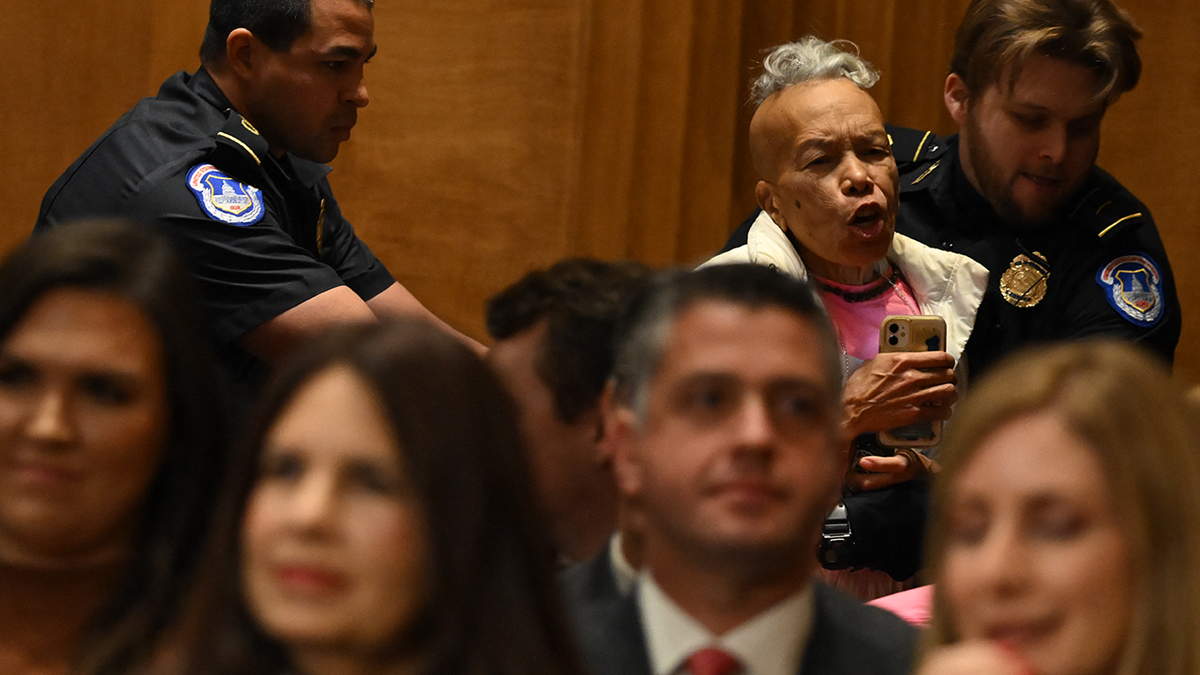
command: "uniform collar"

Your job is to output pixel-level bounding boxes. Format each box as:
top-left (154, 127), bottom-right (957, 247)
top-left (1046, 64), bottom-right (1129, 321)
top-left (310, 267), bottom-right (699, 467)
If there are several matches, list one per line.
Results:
top-left (189, 67), bottom-right (234, 114)
top-left (899, 134), bottom-right (954, 196)
top-left (289, 155), bottom-right (333, 187)
top-left (192, 67), bottom-right (333, 188)
top-left (901, 136), bottom-right (1006, 240)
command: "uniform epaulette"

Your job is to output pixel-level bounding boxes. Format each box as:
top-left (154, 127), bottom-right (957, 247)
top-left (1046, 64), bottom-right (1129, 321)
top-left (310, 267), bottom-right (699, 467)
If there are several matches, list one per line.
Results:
top-left (213, 110), bottom-right (270, 168)
top-left (1074, 180), bottom-right (1147, 240)
top-left (886, 125), bottom-right (949, 172)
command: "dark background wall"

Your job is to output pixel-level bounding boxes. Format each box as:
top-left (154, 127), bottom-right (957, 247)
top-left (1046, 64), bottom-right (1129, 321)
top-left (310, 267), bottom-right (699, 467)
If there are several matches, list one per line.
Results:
top-left (2, 0), bottom-right (1195, 379)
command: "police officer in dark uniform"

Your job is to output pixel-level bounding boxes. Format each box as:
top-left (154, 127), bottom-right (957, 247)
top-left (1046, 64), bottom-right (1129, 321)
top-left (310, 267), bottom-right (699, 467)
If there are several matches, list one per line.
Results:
top-left (890, 0), bottom-right (1178, 377)
top-left (891, 125), bottom-right (1179, 378)
top-left (35, 0), bottom-right (478, 391)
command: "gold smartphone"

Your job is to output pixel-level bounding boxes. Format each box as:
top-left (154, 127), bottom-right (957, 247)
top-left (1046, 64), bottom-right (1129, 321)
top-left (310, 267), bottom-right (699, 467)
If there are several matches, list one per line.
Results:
top-left (877, 315), bottom-right (947, 448)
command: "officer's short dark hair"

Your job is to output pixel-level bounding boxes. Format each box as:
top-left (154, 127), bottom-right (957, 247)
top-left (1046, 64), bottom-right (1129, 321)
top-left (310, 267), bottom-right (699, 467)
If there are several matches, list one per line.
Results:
top-left (199, 0), bottom-right (375, 66)
top-left (486, 258), bottom-right (653, 424)
top-left (951, 0), bottom-right (1141, 105)
top-left (611, 264), bottom-right (841, 420)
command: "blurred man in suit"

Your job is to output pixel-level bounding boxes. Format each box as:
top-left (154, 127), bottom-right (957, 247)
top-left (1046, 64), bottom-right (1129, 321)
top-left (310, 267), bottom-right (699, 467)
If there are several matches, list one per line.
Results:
top-left (569, 264), bottom-right (914, 675)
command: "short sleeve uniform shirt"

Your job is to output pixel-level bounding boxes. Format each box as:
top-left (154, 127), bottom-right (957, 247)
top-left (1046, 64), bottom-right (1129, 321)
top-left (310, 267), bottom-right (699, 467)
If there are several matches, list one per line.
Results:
top-left (35, 68), bottom-right (395, 384)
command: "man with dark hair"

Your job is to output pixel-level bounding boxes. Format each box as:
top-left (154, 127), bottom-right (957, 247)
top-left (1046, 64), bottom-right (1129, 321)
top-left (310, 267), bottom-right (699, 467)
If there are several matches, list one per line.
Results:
top-left (36, 0), bottom-right (476, 391)
top-left (486, 258), bottom-right (652, 566)
top-left (199, 0), bottom-right (332, 66)
top-left (890, 0), bottom-right (1179, 376)
top-left (570, 263), bottom-right (915, 675)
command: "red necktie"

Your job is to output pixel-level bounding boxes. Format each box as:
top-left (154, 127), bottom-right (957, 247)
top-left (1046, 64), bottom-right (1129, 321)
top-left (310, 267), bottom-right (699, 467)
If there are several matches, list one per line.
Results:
top-left (686, 647), bottom-right (741, 675)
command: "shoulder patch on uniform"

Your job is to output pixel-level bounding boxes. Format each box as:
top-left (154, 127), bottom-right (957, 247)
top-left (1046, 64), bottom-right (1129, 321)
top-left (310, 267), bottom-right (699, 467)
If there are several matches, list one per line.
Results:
top-left (185, 164), bottom-right (265, 226)
top-left (1096, 253), bottom-right (1164, 327)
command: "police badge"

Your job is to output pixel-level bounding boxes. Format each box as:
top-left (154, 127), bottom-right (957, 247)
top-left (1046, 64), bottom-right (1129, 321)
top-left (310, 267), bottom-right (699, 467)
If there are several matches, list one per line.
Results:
top-left (186, 164), bottom-right (265, 226)
top-left (1097, 253), bottom-right (1164, 327)
top-left (999, 251), bottom-right (1050, 308)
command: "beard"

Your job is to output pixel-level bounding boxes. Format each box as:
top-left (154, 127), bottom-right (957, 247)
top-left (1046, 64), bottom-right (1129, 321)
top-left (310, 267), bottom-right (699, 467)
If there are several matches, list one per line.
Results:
top-left (964, 111), bottom-right (1094, 231)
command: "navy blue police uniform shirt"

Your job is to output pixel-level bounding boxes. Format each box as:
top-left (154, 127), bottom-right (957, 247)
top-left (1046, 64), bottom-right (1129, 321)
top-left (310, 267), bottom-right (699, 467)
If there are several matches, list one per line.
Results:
top-left (35, 68), bottom-right (396, 389)
top-left (887, 126), bottom-right (1180, 377)
top-left (722, 126), bottom-right (1181, 378)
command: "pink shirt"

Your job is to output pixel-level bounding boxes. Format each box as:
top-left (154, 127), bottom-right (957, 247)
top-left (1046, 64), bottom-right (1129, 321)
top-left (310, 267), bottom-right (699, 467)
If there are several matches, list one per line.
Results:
top-left (867, 585), bottom-right (933, 627)
top-left (816, 272), bottom-right (921, 361)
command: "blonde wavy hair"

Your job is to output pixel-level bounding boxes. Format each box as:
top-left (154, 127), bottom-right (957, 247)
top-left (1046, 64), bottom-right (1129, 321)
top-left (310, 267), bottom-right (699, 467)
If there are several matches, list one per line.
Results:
top-left (924, 340), bottom-right (1200, 675)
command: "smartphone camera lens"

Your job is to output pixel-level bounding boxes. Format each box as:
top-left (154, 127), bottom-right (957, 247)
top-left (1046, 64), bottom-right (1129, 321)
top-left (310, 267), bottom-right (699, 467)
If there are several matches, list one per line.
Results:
top-left (888, 335), bottom-right (899, 346)
top-left (889, 323), bottom-right (899, 334)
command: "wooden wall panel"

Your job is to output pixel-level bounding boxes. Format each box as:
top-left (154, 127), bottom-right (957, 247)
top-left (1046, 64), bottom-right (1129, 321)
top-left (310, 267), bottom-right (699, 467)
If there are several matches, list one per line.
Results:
top-left (0, 1), bottom-right (208, 254)
top-left (571, 0), bottom-right (747, 267)
top-left (330, 0), bottom-right (588, 341)
top-left (570, 0), bottom-right (647, 261)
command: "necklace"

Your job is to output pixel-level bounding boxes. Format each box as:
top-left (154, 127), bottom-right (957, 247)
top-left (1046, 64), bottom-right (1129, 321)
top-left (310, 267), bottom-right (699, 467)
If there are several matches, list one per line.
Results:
top-left (814, 266), bottom-right (896, 302)
top-left (835, 327), bottom-right (851, 381)
top-left (882, 265), bottom-right (921, 315)
top-left (827, 263), bottom-right (922, 380)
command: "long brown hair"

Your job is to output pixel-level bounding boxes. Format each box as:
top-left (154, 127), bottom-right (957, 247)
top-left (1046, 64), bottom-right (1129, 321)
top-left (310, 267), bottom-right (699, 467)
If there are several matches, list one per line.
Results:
top-left (0, 220), bottom-right (228, 675)
top-left (176, 320), bottom-right (585, 675)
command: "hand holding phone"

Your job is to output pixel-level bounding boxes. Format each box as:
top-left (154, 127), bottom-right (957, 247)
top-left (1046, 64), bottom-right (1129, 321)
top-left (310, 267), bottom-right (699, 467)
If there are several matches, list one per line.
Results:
top-left (877, 315), bottom-right (948, 447)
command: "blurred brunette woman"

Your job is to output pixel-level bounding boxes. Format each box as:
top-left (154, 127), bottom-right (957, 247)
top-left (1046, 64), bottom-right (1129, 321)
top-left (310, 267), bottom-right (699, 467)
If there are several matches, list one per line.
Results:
top-left (0, 221), bottom-right (227, 675)
top-left (921, 341), bottom-right (1200, 675)
top-left (176, 320), bottom-right (584, 675)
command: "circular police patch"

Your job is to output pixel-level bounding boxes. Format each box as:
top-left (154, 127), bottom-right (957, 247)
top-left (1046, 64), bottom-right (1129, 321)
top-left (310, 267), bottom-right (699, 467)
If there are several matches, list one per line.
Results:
top-left (1096, 253), bottom-right (1164, 327)
top-left (186, 164), bottom-right (265, 226)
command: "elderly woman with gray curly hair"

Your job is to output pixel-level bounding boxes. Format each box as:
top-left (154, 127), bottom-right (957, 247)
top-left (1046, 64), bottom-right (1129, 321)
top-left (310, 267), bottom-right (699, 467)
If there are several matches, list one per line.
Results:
top-left (703, 36), bottom-right (989, 598)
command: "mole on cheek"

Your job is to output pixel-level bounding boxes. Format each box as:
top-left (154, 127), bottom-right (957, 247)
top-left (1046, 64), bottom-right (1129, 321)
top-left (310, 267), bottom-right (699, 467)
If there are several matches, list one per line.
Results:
top-left (794, 200), bottom-right (802, 209)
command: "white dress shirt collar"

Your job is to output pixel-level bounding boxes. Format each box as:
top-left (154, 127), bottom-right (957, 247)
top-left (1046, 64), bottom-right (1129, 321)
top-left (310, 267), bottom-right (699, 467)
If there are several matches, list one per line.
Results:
top-left (609, 532), bottom-right (639, 596)
top-left (637, 572), bottom-right (815, 675)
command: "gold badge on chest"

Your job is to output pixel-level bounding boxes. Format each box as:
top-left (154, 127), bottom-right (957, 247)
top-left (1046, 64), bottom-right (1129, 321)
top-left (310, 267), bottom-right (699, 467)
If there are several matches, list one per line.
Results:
top-left (999, 251), bottom-right (1049, 308)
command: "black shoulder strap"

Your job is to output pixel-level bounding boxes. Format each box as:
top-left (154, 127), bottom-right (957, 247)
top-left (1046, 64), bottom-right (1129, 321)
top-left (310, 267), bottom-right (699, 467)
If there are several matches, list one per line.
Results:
top-left (1069, 170), bottom-right (1149, 240)
top-left (886, 124), bottom-right (945, 172)
top-left (211, 110), bottom-right (272, 175)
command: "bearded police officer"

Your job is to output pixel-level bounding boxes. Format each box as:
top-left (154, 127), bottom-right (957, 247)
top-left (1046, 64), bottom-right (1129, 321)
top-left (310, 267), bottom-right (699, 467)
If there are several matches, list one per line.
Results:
top-left (890, 0), bottom-right (1179, 376)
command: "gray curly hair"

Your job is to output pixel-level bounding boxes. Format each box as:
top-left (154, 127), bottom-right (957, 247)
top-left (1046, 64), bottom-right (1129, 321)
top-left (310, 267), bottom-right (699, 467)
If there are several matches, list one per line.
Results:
top-left (750, 36), bottom-right (880, 106)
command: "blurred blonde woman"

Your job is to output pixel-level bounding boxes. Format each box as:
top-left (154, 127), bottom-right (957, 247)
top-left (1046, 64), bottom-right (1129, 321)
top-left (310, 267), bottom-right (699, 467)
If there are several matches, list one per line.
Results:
top-left (921, 341), bottom-right (1200, 675)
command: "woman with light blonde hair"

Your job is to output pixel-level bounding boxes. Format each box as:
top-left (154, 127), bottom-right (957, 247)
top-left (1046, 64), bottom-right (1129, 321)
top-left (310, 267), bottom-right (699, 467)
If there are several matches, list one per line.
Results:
top-left (920, 340), bottom-right (1200, 675)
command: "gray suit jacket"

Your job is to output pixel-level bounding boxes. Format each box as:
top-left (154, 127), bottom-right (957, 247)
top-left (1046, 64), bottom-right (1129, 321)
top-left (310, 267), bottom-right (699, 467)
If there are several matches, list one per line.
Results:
top-left (566, 575), bottom-right (917, 675)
